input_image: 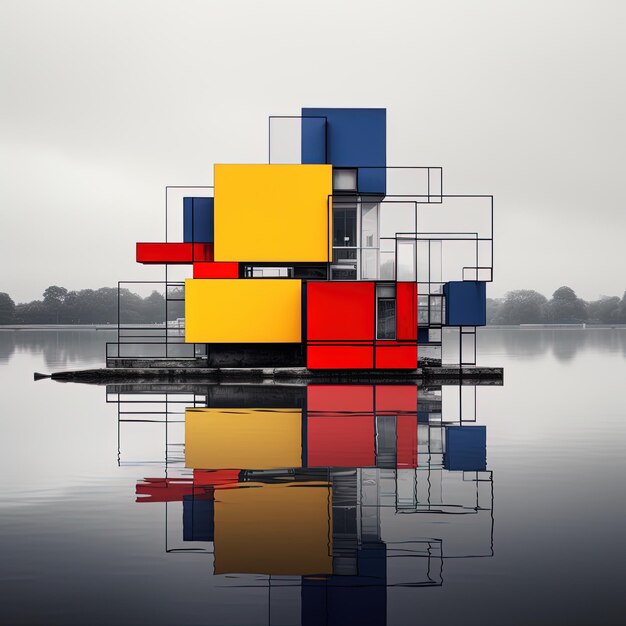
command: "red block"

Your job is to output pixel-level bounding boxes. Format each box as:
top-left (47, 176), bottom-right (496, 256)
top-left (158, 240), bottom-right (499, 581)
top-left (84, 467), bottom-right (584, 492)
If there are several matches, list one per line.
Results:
top-left (396, 415), bottom-right (418, 468)
top-left (307, 416), bottom-right (375, 467)
top-left (375, 342), bottom-right (417, 369)
top-left (307, 344), bottom-right (374, 369)
top-left (375, 385), bottom-right (418, 414)
top-left (136, 242), bottom-right (213, 264)
top-left (307, 282), bottom-right (375, 341)
top-left (308, 385), bottom-right (374, 413)
top-left (396, 282), bottom-right (417, 340)
top-left (193, 262), bottom-right (239, 279)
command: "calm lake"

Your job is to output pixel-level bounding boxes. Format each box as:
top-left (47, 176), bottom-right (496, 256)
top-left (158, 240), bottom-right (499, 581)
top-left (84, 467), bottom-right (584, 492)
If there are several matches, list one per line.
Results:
top-left (1, 328), bottom-right (625, 626)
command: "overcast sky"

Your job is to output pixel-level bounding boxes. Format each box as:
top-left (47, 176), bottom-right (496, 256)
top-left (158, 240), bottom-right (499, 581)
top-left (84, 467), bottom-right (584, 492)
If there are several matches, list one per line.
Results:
top-left (1, 0), bottom-right (625, 303)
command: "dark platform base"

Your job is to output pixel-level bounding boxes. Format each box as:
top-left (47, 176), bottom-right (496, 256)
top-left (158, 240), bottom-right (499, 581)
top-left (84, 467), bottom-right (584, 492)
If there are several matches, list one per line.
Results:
top-left (36, 366), bottom-right (503, 386)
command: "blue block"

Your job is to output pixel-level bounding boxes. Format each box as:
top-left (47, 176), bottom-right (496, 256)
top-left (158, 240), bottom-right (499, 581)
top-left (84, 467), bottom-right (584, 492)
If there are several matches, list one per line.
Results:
top-left (302, 108), bottom-right (386, 194)
top-left (183, 496), bottom-right (214, 542)
top-left (301, 116), bottom-right (327, 164)
top-left (444, 426), bottom-right (486, 471)
top-left (357, 167), bottom-right (386, 195)
top-left (444, 281), bottom-right (487, 326)
top-left (418, 327), bottom-right (429, 343)
top-left (183, 197), bottom-right (214, 243)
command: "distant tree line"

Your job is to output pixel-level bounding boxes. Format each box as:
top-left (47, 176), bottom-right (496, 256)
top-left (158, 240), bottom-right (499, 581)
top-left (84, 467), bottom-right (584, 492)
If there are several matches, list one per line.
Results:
top-left (487, 286), bottom-right (626, 325)
top-left (1, 284), bottom-right (625, 326)
top-left (0, 286), bottom-right (184, 324)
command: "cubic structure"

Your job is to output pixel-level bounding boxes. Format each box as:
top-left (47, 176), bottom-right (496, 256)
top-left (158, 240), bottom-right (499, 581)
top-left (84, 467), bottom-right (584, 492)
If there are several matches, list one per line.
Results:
top-left (123, 107), bottom-right (494, 369)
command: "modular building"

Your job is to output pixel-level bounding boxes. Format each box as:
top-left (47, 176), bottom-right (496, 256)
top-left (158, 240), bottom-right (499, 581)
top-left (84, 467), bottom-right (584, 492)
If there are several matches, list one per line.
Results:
top-left (121, 107), bottom-right (494, 369)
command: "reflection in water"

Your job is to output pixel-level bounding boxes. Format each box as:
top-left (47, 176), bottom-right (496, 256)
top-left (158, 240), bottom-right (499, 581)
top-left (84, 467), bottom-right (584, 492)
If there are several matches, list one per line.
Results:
top-left (2, 327), bottom-right (625, 368)
top-left (0, 328), bottom-right (116, 366)
top-left (4, 329), bottom-right (626, 624)
top-left (476, 327), bottom-right (626, 361)
top-left (113, 382), bottom-right (495, 625)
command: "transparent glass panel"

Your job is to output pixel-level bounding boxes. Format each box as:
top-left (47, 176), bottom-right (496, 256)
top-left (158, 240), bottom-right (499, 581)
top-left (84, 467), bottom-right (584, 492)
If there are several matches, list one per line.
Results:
top-left (361, 202), bottom-right (379, 248)
top-left (418, 344), bottom-right (442, 362)
top-left (442, 327), bottom-right (460, 364)
top-left (331, 248), bottom-right (357, 280)
top-left (251, 267), bottom-right (290, 277)
top-left (429, 240), bottom-right (442, 283)
top-left (268, 117), bottom-right (301, 164)
top-left (430, 295), bottom-right (443, 325)
top-left (397, 239), bottom-right (416, 281)
top-left (461, 332), bottom-right (476, 365)
top-left (333, 248), bottom-right (357, 263)
top-left (418, 295), bottom-right (429, 325)
top-left (379, 238), bottom-right (395, 280)
top-left (416, 240), bottom-right (429, 282)
top-left (429, 328), bottom-right (442, 342)
top-left (361, 248), bottom-right (378, 280)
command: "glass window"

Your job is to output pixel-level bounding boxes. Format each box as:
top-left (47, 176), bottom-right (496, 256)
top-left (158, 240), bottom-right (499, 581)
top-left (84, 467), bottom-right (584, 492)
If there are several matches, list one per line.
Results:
top-left (377, 297), bottom-right (396, 340)
top-left (331, 248), bottom-right (357, 280)
top-left (333, 168), bottom-right (357, 192)
top-left (333, 204), bottom-right (357, 247)
top-left (361, 202), bottom-right (379, 248)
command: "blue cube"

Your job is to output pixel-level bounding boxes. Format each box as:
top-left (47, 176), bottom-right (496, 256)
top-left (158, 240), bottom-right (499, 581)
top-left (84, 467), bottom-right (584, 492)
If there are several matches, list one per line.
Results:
top-left (183, 197), bottom-right (214, 243)
top-left (302, 108), bottom-right (386, 194)
top-left (444, 281), bottom-right (487, 326)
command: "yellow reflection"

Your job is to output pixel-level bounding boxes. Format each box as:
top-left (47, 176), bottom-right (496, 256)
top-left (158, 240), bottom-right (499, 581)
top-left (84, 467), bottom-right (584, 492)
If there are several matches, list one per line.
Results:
top-left (214, 482), bottom-right (332, 575)
top-left (185, 408), bottom-right (302, 470)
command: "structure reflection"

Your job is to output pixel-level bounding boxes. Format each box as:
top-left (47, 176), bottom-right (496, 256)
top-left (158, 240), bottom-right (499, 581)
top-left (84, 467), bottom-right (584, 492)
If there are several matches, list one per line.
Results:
top-left (110, 382), bottom-right (495, 625)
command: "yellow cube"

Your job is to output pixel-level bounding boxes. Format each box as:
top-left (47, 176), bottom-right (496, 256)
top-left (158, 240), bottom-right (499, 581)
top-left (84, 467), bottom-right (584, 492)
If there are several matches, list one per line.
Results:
top-left (184, 278), bottom-right (302, 343)
top-left (214, 164), bottom-right (332, 262)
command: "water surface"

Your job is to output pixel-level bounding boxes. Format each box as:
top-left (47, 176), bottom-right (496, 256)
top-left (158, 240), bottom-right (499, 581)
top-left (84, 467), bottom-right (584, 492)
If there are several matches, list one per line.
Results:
top-left (1, 328), bottom-right (625, 625)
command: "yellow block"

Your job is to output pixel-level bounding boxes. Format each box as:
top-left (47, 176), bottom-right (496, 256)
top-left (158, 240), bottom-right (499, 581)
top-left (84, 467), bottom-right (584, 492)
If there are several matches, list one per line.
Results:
top-left (185, 408), bottom-right (302, 469)
top-left (214, 482), bottom-right (332, 575)
top-left (214, 164), bottom-right (332, 262)
top-left (185, 278), bottom-right (301, 343)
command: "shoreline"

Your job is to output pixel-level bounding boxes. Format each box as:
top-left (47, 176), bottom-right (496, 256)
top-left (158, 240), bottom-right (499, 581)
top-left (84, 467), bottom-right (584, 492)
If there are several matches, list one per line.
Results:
top-left (3, 324), bottom-right (626, 331)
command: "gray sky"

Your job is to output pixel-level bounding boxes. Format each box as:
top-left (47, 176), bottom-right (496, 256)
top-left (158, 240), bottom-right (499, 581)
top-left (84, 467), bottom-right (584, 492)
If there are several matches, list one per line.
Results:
top-left (1, 0), bottom-right (625, 303)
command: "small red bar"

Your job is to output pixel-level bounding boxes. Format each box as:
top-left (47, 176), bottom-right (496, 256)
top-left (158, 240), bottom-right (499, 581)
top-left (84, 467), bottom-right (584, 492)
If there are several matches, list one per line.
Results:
top-left (396, 282), bottom-right (417, 340)
top-left (193, 262), bottom-right (239, 279)
top-left (136, 242), bottom-right (213, 264)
